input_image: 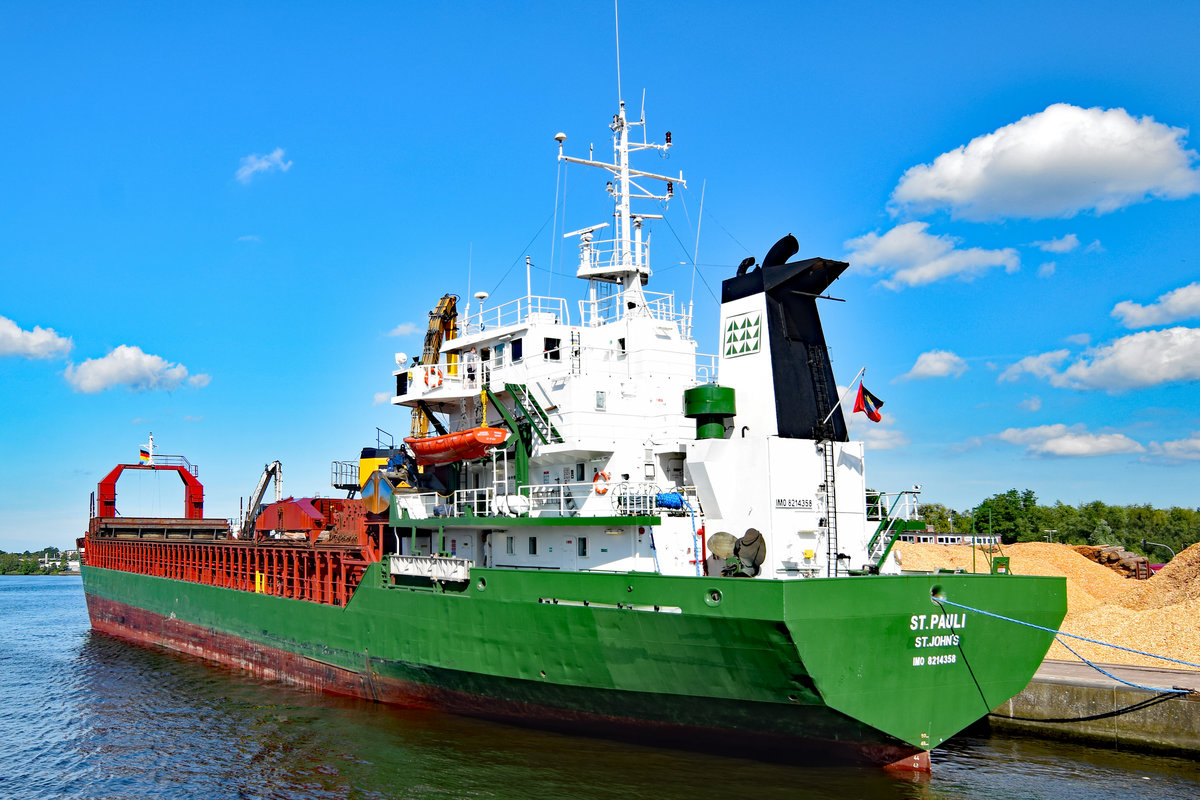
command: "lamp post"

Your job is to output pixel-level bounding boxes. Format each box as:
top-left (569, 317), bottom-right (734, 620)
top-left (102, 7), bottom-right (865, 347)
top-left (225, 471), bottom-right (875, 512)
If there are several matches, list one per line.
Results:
top-left (1043, 529), bottom-right (1057, 543)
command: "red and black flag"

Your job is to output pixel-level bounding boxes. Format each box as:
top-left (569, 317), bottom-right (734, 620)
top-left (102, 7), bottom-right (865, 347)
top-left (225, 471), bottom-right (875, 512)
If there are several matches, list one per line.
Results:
top-left (853, 383), bottom-right (884, 422)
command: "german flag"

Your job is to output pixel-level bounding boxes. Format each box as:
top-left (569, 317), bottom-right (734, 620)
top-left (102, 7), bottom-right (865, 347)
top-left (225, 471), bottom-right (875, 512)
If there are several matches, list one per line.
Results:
top-left (853, 383), bottom-right (884, 423)
top-left (138, 448), bottom-right (150, 464)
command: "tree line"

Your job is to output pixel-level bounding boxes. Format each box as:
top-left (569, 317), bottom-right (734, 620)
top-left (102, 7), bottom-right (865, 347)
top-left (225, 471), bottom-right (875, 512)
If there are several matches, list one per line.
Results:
top-left (918, 489), bottom-right (1200, 559)
top-left (0, 547), bottom-right (78, 575)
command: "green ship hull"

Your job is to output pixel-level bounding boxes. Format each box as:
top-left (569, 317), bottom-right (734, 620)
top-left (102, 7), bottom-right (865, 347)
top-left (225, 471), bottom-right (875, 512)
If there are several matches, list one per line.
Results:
top-left (82, 561), bottom-right (1065, 768)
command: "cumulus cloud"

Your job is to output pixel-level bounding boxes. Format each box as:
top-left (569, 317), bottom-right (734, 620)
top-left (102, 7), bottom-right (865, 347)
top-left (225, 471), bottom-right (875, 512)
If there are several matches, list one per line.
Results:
top-left (1149, 433), bottom-right (1200, 462)
top-left (236, 148), bottom-right (293, 184)
top-left (844, 222), bottom-right (1019, 289)
top-left (1001, 328), bottom-right (1200, 391)
top-left (1037, 262), bottom-right (1057, 278)
top-left (1065, 333), bottom-right (1091, 346)
top-left (0, 315), bottom-right (72, 359)
top-left (891, 104), bottom-right (1200, 220)
top-left (995, 423), bottom-right (1144, 457)
top-left (1019, 395), bottom-right (1042, 412)
top-left (900, 349), bottom-right (968, 380)
top-left (1053, 327), bottom-right (1200, 390)
top-left (64, 345), bottom-right (207, 393)
top-left (373, 392), bottom-right (391, 405)
top-left (1031, 234), bottom-right (1079, 253)
top-left (998, 350), bottom-right (1070, 382)
top-left (1112, 281), bottom-right (1200, 328)
top-left (188, 373), bottom-right (212, 388)
top-left (388, 322), bottom-right (419, 336)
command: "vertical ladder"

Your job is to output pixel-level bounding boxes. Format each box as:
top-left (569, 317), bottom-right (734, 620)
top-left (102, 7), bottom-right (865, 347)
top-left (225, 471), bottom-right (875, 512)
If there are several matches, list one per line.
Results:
top-left (807, 343), bottom-right (840, 576)
top-left (570, 330), bottom-right (582, 376)
top-left (822, 441), bottom-right (839, 577)
top-left (491, 448), bottom-right (510, 497)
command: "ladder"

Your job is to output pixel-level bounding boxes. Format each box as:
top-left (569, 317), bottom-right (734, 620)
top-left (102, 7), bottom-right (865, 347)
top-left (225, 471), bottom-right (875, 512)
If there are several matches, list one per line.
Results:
top-left (806, 343), bottom-right (840, 576)
top-left (505, 383), bottom-right (564, 445)
top-left (821, 441), bottom-right (839, 577)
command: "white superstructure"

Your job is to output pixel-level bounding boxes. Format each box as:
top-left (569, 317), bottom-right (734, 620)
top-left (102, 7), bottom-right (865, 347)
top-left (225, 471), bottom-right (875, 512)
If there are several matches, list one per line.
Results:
top-left (387, 98), bottom-right (916, 580)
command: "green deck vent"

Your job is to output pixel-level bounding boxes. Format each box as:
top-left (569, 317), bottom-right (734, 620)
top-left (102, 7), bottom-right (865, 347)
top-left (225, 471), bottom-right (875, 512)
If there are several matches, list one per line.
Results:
top-left (683, 385), bottom-right (736, 440)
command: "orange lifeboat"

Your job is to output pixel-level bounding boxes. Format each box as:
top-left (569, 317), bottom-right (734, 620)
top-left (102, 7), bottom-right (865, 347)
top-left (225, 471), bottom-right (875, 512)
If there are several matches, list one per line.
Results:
top-left (404, 427), bottom-right (510, 466)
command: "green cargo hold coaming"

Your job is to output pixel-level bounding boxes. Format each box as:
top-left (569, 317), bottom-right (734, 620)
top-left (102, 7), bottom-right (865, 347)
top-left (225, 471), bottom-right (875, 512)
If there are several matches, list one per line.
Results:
top-left (81, 563), bottom-right (1065, 750)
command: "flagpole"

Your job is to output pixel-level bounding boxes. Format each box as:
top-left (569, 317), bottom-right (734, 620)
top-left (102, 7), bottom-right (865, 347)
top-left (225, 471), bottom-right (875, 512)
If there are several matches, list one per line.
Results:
top-left (822, 367), bottom-right (866, 426)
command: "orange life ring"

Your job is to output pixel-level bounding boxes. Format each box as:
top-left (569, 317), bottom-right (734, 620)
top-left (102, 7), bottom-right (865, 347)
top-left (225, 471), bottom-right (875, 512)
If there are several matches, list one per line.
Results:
top-left (593, 471), bottom-right (610, 495)
top-left (425, 367), bottom-right (443, 388)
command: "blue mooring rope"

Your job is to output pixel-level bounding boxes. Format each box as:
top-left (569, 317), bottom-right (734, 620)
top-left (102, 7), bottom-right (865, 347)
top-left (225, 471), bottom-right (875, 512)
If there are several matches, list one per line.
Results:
top-left (935, 597), bottom-right (1197, 695)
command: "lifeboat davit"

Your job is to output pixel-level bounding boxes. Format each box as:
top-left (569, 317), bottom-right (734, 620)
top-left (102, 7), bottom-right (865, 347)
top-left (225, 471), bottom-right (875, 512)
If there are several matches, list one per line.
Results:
top-left (404, 427), bottom-right (510, 466)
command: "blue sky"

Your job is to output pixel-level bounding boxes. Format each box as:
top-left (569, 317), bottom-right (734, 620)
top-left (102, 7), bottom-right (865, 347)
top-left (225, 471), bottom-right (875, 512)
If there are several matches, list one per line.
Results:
top-left (3, 2), bottom-right (1200, 550)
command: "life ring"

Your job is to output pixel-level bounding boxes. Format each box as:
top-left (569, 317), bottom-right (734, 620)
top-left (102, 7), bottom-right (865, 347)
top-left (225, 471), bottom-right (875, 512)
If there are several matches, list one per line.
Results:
top-left (593, 471), bottom-right (610, 495)
top-left (425, 367), bottom-right (443, 388)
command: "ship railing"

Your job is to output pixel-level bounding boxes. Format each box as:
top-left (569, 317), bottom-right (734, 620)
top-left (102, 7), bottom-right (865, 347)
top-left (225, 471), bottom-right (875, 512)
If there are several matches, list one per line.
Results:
top-left (609, 482), bottom-right (675, 517)
top-left (518, 481), bottom-right (594, 517)
top-left (461, 295), bottom-right (570, 334)
top-left (868, 491), bottom-right (921, 523)
top-left (149, 454), bottom-right (198, 477)
top-left (577, 289), bottom-right (688, 329)
top-left (695, 353), bottom-right (719, 384)
top-left (397, 488), bottom-right (495, 519)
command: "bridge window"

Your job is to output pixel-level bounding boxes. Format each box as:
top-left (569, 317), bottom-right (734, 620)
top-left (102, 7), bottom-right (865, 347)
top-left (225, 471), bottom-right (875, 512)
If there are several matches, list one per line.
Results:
top-left (578, 537), bottom-right (588, 557)
top-left (505, 535), bottom-right (515, 555)
top-left (528, 536), bottom-right (538, 555)
top-left (543, 338), bottom-right (561, 361)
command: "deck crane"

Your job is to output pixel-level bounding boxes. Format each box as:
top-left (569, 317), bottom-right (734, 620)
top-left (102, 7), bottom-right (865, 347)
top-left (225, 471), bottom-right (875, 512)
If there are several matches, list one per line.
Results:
top-left (240, 461), bottom-right (282, 539)
top-left (411, 293), bottom-right (458, 438)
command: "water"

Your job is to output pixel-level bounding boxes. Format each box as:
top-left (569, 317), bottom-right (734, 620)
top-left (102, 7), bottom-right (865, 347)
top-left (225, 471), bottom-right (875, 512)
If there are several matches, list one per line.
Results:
top-left (1, 576), bottom-right (1196, 800)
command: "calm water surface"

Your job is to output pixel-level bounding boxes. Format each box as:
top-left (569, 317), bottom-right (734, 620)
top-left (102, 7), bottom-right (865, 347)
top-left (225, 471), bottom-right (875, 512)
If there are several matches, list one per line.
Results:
top-left (1, 576), bottom-right (1196, 799)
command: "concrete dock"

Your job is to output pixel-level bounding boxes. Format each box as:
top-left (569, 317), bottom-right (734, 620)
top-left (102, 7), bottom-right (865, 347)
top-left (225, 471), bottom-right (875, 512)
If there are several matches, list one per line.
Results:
top-left (989, 659), bottom-right (1200, 753)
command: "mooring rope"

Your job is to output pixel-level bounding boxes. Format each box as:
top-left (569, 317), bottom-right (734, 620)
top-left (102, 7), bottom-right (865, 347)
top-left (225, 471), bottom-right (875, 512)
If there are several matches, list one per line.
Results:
top-left (934, 596), bottom-right (1198, 695)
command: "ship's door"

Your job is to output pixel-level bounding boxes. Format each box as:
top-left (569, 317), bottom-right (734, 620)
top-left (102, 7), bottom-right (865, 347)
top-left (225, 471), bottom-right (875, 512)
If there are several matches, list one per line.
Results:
top-left (454, 533), bottom-right (475, 564)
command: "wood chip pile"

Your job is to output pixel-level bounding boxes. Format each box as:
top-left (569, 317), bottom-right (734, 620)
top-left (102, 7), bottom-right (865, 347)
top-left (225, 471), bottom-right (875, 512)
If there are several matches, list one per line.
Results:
top-left (894, 540), bottom-right (1200, 672)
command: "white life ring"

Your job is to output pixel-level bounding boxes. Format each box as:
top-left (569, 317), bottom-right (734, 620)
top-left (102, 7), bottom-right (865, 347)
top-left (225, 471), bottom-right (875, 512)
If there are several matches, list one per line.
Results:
top-left (425, 367), bottom-right (443, 388)
top-left (593, 471), bottom-right (610, 495)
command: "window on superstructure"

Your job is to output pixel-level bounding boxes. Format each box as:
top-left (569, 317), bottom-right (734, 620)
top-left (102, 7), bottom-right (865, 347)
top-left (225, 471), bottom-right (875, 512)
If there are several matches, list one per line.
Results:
top-left (543, 338), bottom-right (561, 361)
top-left (578, 537), bottom-right (588, 558)
top-left (506, 536), bottom-right (515, 555)
top-left (512, 338), bottom-right (523, 362)
top-left (528, 536), bottom-right (538, 555)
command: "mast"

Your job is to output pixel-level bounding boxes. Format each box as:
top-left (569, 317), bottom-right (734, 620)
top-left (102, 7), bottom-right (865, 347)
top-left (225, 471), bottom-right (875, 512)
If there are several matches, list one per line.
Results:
top-left (557, 98), bottom-right (684, 319)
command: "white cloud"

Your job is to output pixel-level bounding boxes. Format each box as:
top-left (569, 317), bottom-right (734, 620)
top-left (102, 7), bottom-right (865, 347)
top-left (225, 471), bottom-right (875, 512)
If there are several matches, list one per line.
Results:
top-left (1112, 281), bottom-right (1200, 328)
top-left (1031, 234), bottom-right (1079, 253)
top-left (373, 392), bottom-right (391, 405)
top-left (995, 423), bottom-right (1144, 457)
top-left (188, 374), bottom-right (212, 388)
top-left (1053, 327), bottom-right (1200, 390)
top-left (1002, 328), bottom-right (1200, 391)
top-left (184, 415), bottom-right (203, 422)
top-left (900, 349), bottom-right (967, 380)
top-left (1149, 433), bottom-right (1200, 462)
top-left (388, 322), bottom-right (419, 336)
top-left (891, 104), bottom-right (1200, 220)
top-left (64, 345), bottom-right (206, 393)
top-left (844, 222), bottom-right (1019, 289)
top-left (0, 315), bottom-right (72, 359)
top-left (1037, 261), bottom-right (1057, 278)
top-left (1065, 333), bottom-right (1091, 346)
top-left (236, 148), bottom-right (293, 184)
top-left (1084, 239), bottom-right (1105, 253)
top-left (998, 350), bottom-right (1070, 382)
top-left (1019, 395), bottom-right (1042, 412)
top-left (846, 411), bottom-right (909, 450)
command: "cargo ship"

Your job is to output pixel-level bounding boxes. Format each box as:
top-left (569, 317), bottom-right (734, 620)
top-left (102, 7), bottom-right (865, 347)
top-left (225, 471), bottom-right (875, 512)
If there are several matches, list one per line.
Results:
top-left (80, 95), bottom-right (1067, 772)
